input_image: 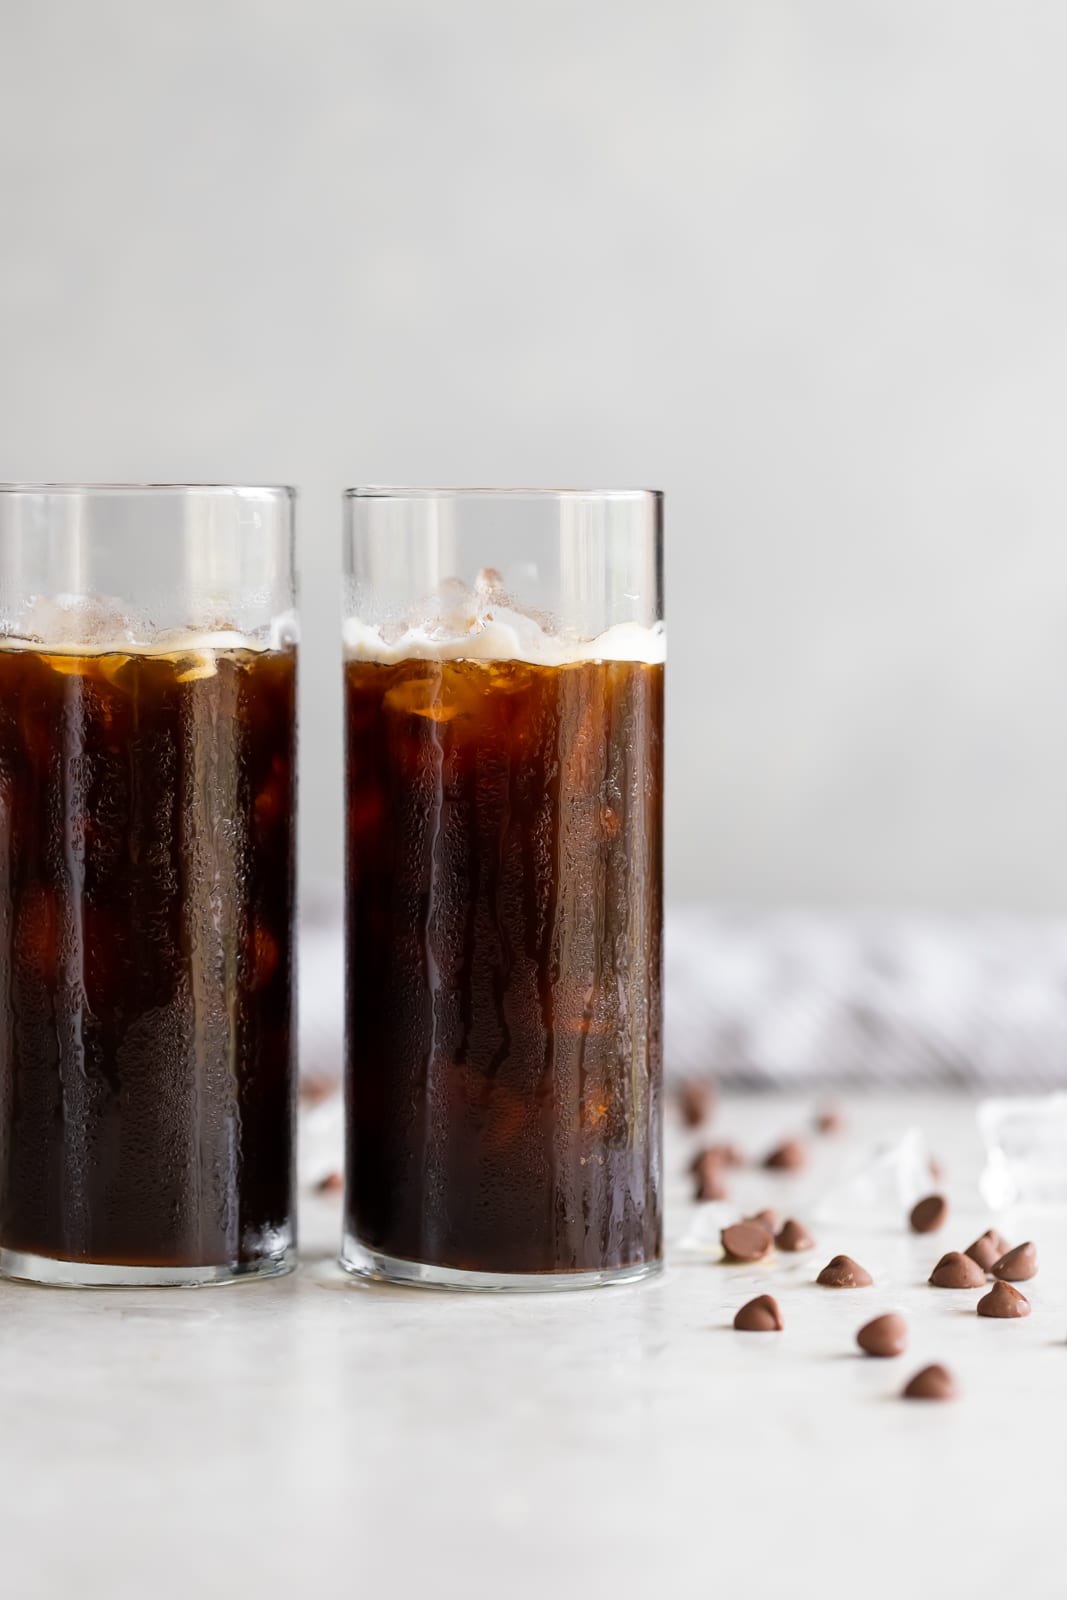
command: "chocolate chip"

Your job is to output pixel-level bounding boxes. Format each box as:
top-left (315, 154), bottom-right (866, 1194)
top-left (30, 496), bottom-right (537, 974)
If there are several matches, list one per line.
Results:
top-left (856, 1312), bottom-right (908, 1357)
top-left (909, 1194), bottom-right (948, 1234)
top-left (814, 1106), bottom-right (845, 1135)
top-left (817, 1254), bottom-right (873, 1287)
top-left (928, 1251), bottom-right (986, 1288)
top-left (744, 1209), bottom-right (779, 1238)
top-left (763, 1138), bottom-right (808, 1172)
top-left (902, 1364), bottom-right (957, 1401)
top-left (721, 1222), bottom-right (773, 1263)
top-left (300, 1073), bottom-right (336, 1106)
top-left (693, 1151), bottom-right (730, 1201)
top-left (691, 1141), bottom-right (745, 1173)
top-left (977, 1281), bottom-right (1031, 1319)
top-left (733, 1294), bottom-right (783, 1331)
top-left (717, 1142), bottom-right (746, 1167)
top-left (679, 1080), bottom-right (715, 1128)
top-left (992, 1242), bottom-right (1038, 1282)
top-left (928, 1156), bottom-right (945, 1183)
top-left (775, 1218), bottom-right (815, 1252)
top-left (316, 1171), bottom-right (344, 1193)
top-left (965, 1229), bottom-right (1011, 1273)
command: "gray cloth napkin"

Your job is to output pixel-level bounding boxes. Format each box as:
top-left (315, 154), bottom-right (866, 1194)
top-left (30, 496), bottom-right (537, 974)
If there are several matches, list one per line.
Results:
top-left (666, 906), bottom-right (1067, 1089)
top-left (301, 888), bottom-right (1067, 1092)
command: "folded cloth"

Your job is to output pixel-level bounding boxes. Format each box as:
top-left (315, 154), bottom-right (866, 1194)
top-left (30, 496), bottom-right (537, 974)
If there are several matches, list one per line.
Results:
top-left (300, 888), bottom-right (1067, 1094)
top-left (666, 906), bottom-right (1067, 1090)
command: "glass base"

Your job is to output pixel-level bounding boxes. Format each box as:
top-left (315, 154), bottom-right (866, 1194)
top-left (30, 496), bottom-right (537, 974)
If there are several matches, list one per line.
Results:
top-left (340, 1233), bottom-right (663, 1292)
top-left (0, 1245), bottom-right (296, 1289)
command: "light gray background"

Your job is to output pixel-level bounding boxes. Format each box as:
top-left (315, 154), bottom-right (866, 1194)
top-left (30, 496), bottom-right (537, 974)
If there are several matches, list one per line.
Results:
top-left (3, 0), bottom-right (1066, 911)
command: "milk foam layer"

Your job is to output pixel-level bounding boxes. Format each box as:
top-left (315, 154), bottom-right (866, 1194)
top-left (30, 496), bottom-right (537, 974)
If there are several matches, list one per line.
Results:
top-left (0, 594), bottom-right (297, 656)
top-left (344, 610), bottom-right (665, 667)
top-left (0, 629), bottom-right (266, 657)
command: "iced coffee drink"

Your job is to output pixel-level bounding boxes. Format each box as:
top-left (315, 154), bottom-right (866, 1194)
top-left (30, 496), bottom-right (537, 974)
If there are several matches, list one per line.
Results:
top-left (342, 528), bottom-right (664, 1289)
top-left (0, 483), bottom-right (297, 1286)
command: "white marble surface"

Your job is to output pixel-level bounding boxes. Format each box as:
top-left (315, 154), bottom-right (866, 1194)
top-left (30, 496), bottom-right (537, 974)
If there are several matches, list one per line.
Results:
top-left (2, 1094), bottom-right (1064, 1600)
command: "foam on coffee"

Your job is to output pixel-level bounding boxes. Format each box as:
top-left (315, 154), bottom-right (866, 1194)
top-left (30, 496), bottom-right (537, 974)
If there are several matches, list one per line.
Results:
top-left (0, 593), bottom-right (297, 664)
top-left (344, 613), bottom-right (665, 667)
top-left (343, 573), bottom-right (665, 667)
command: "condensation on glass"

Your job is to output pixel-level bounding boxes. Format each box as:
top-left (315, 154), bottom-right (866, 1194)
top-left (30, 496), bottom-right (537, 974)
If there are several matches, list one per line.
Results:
top-left (0, 484), bottom-right (298, 1286)
top-left (342, 488), bottom-right (664, 1290)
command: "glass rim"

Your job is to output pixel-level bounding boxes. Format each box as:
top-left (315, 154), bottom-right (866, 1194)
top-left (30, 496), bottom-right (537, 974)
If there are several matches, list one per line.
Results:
top-left (343, 486), bottom-right (662, 503)
top-left (0, 482), bottom-right (297, 499)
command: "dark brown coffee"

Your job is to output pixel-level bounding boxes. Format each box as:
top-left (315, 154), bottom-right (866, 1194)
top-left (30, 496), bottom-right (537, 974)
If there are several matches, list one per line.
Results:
top-left (344, 653), bottom-right (663, 1277)
top-left (0, 641), bottom-right (296, 1272)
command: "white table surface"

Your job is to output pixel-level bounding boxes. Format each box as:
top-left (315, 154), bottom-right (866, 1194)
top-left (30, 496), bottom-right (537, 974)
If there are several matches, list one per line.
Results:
top-left (1, 1093), bottom-right (1063, 1600)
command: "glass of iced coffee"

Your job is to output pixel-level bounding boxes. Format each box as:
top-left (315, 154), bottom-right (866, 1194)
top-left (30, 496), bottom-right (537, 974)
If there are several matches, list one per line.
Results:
top-left (0, 484), bottom-right (297, 1286)
top-left (342, 489), bottom-right (663, 1289)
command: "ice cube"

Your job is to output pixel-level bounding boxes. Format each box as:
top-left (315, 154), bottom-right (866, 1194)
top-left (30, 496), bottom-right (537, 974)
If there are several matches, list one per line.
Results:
top-left (813, 1128), bottom-right (934, 1222)
top-left (978, 1095), bottom-right (1067, 1210)
top-left (423, 576), bottom-right (481, 643)
top-left (383, 677), bottom-right (460, 721)
top-left (13, 592), bottom-right (140, 653)
top-left (17, 884), bottom-right (58, 986)
top-left (249, 924), bottom-right (279, 991)
top-left (343, 572), bottom-right (663, 667)
top-left (173, 651), bottom-right (218, 683)
top-left (675, 1200), bottom-right (738, 1257)
top-left (254, 762), bottom-right (288, 836)
top-left (44, 654), bottom-right (93, 676)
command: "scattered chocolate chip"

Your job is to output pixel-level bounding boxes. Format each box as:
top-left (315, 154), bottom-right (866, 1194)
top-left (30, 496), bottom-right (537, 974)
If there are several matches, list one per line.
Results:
top-left (775, 1218), bottom-right (815, 1252)
top-left (733, 1294), bottom-right (783, 1331)
top-left (928, 1156), bottom-right (945, 1183)
top-left (690, 1141), bottom-right (745, 1173)
top-left (763, 1138), bottom-right (808, 1172)
top-left (817, 1254), bottom-right (873, 1287)
top-left (856, 1312), bottom-right (908, 1357)
top-left (992, 1242), bottom-right (1038, 1282)
top-left (814, 1106), bottom-right (844, 1135)
top-left (721, 1222), bottom-right (773, 1263)
top-left (678, 1079), bottom-right (715, 1128)
top-left (909, 1194), bottom-right (948, 1234)
top-left (965, 1229), bottom-right (1012, 1273)
top-left (902, 1363), bottom-right (956, 1402)
top-left (693, 1151), bottom-right (730, 1201)
top-left (300, 1073), bottom-right (336, 1106)
top-left (977, 1281), bottom-right (1030, 1319)
top-left (929, 1251), bottom-right (986, 1289)
top-left (744, 1209), bottom-right (779, 1238)
top-left (316, 1171), bottom-right (344, 1193)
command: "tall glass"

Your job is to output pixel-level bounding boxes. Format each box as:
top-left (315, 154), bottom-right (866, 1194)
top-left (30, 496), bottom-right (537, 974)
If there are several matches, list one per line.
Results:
top-left (0, 484), bottom-right (298, 1286)
top-left (342, 489), bottom-right (663, 1289)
